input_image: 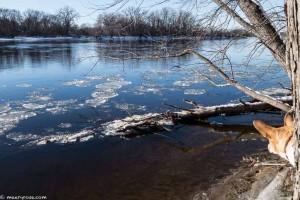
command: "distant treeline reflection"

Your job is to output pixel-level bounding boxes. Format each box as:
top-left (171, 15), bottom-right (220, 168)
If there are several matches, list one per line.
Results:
top-left (0, 6), bottom-right (251, 38)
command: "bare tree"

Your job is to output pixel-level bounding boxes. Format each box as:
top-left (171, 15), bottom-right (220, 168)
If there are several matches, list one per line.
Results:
top-left (0, 8), bottom-right (21, 37)
top-left (57, 6), bottom-right (79, 36)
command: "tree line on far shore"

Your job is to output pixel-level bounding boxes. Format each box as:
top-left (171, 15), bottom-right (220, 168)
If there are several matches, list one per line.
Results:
top-left (0, 6), bottom-right (251, 38)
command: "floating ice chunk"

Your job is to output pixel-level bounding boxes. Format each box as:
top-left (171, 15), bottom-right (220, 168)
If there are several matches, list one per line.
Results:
top-left (115, 103), bottom-right (146, 111)
top-left (66, 130), bottom-right (94, 143)
top-left (106, 75), bottom-right (123, 82)
top-left (79, 135), bottom-right (94, 142)
top-left (16, 84), bottom-right (32, 88)
top-left (46, 106), bottom-right (68, 114)
top-left (91, 90), bottom-right (118, 99)
top-left (114, 80), bottom-right (131, 86)
top-left (54, 99), bottom-right (77, 106)
top-left (0, 102), bottom-right (11, 113)
top-left (184, 76), bottom-right (205, 84)
top-left (28, 129), bottom-right (95, 146)
top-left (0, 124), bottom-right (16, 135)
top-left (234, 71), bottom-right (256, 78)
top-left (58, 123), bottom-right (72, 128)
top-left (260, 88), bottom-right (291, 97)
top-left (173, 81), bottom-right (190, 87)
top-left (95, 83), bottom-right (122, 90)
top-left (0, 111), bottom-right (36, 135)
top-left (29, 94), bottom-right (52, 101)
top-left (134, 86), bottom-right (160, 94)
top-left (6, 132), bottom-right (40, 142)
top-left (0, 111), bottom-right (36, 123)
top-left (85, 98), bottom-right (108, 107)
top-left (23, 103), bottom-right (47, 110)
top-left (184, 89), bottom-right (206, 95)
top-left (87, 75), bottom-right (105, 80)
top-left (63, 79), bottom-right (90, 87)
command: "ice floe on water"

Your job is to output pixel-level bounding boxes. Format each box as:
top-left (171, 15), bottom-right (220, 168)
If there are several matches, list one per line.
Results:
top-left (63, 79), bottom-right (90, 87)
top-left (260, 88), bottom-right (291, 97)
top-left (87, 75), bottom-right (105, 80)
top-left (115, 103), bottom-right (146, 112)
top-left (0, 111), bottom-right (37, 135)
top-left (173, 81), bottom-right (191, 87)
top-left (85, 98), bottom-right (108, 108)
top-left (5, 128), bottom-right (95, 146)
top-left (85, 76), bottom-right (131, 108)
top-left (95, 83), bottom-right (122, 90)
top-left (0, 102), bottom-right (11, 113)
top-left (23, 103), bottom-right (47, 110)
top-left (184, 89), bottom-right (206, 95)
top-left (92, 90), bottom-right (118, 99)
top-left (25, 129), bottom-right (95, 146)
top-left (133, 86), bottom-right (161, 94)
top-left (46, 106), bottom-right (68, 114)
top-left (16, 83), bottom-right (32, 88)
top-left (28, 93), bottom-right (52, 101)
top-left (58, 123), bottom-right (72, 128)
top-left (6, 132), bottom-right (39, 142)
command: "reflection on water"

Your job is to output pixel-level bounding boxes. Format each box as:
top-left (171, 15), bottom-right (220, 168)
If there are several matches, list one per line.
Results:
top-left (0, 38), bottom-right (290, 199)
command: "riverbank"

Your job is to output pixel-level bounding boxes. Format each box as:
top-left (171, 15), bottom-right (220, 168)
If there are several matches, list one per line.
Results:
top-left (196, 151), bottom-right (294, 200)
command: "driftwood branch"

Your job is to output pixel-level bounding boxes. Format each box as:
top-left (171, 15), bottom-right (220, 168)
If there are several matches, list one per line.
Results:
top-left (102, 97), bottom-right (292, 136)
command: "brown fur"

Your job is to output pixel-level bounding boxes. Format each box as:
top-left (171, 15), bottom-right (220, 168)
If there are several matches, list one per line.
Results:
top-left (253, 113), bottom-right (295, 166)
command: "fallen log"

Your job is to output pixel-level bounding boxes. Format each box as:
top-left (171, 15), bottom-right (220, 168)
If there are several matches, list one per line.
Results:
top-left (102, 96), bottom-right (292, 136)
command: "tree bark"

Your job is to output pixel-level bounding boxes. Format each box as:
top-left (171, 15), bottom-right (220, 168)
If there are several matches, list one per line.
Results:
top-left (237, 0), bottom-right (289, 77)
top-left (286, 0), bottom-right (300, 199)
top-left (214, 0), bottom-right (289, 77)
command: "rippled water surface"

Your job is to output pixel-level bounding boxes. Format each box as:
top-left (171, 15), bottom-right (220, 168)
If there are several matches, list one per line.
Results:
top-left (0, 38), bottom-right (289, 199)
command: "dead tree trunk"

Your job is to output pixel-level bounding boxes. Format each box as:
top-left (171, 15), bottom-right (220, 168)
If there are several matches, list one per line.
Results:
top-left (286, 0), bottom-right (300, 199)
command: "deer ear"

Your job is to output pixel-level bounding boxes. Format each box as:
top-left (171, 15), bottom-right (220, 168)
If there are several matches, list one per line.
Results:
top-left (253, 120), bottom-right (275, 139)
top-left (284, 113), bottom-right (294, 127)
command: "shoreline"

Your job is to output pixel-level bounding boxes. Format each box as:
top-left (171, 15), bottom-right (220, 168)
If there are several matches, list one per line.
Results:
top-left (195, 151), bottom-right (294, 200)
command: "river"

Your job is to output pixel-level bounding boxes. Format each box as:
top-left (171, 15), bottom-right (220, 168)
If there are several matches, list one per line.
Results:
top-left (0, 37), bottom-right (289, 199)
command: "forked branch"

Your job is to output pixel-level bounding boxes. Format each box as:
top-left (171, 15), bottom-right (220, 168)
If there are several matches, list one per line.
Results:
top-left (186, 49), bottom-right (291, 112)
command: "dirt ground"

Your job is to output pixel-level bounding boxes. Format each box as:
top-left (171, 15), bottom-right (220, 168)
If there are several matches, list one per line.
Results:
top-left (193, 151), bottom-right (294, 200)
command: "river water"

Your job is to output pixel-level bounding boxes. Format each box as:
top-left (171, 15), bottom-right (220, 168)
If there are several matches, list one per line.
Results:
top-left (0, 38), bottom-right (289, 199)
